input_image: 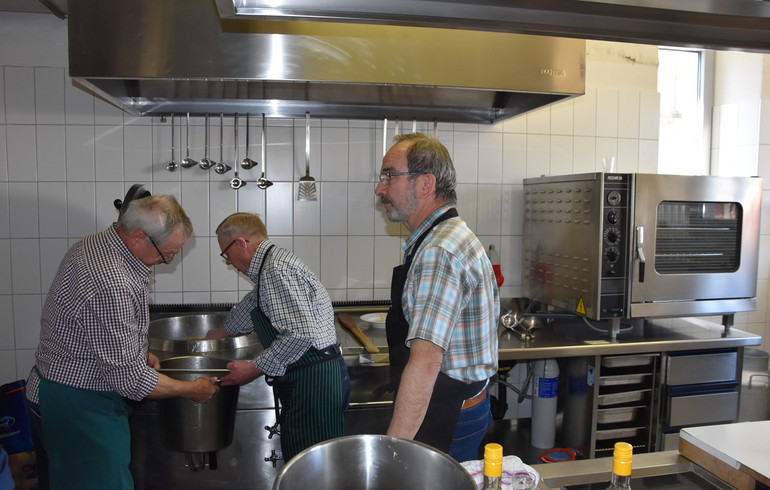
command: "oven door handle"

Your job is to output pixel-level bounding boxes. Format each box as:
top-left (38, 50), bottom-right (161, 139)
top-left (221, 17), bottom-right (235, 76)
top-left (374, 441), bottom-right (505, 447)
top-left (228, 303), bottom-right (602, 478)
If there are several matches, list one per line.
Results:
top-left (636, 226), bottom-right (646, 282)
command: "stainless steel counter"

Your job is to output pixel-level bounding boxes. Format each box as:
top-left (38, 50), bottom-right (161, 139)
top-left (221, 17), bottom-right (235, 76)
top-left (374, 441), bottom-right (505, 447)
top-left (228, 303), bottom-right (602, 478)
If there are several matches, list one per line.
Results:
top-left (535, 450), bottom-right (733, 489)
top-left (334, 309), bottom-right (762, 362)
top-left (497, 316), bottom-right (761, 360)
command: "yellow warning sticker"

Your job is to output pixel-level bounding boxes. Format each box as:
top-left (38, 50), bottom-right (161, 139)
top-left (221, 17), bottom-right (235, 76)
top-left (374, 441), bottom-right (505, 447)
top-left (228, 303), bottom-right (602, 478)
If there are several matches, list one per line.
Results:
top-left (576, 298), bottom-right (586, 315)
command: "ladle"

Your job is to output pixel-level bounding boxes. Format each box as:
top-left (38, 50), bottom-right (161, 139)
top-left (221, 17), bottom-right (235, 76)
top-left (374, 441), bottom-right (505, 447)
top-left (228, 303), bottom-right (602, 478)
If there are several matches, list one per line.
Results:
top-left (166, 113), bottom-right (178, 172)
top-left (240, 113), bottom-right (257, 169)
top-left (256, 113), bottom-right (273, 189)
top-left (180, 113), bottom-right (198, 168)
top-left (230, 114), bottom-right (246, 189)
top-left (213, 113), bottom-right (232, 175)
top-left (199, 114), bottom-right (214, 170)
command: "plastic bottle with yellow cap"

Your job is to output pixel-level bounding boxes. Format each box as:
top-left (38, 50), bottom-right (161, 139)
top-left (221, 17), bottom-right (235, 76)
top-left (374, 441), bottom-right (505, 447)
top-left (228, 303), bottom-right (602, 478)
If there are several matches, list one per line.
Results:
top-left (482, 443), bottom-right (503, 490)
top-left (604, 441), bottom-right (633, 489)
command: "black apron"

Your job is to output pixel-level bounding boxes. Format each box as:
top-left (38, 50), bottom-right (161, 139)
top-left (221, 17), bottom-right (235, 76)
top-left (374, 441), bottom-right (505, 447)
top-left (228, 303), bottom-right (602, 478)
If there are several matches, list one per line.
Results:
top-left (249, 245), bottom-right (345, 462)
top-left (386, 208), bottom-right (486, 452)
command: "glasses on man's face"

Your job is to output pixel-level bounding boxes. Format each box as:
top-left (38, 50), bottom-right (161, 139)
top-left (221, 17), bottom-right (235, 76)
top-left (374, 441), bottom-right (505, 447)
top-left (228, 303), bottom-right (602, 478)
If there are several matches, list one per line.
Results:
top-left (220, 239), bottom-right (249, 260)
top-left (147, 235), bottom-right (176, 264)
top-left (377, 171), bottom-right (427, 185)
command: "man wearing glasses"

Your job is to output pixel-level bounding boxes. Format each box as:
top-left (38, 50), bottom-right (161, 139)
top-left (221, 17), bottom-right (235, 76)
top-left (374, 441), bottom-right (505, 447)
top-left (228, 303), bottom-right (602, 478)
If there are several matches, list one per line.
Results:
top-left (375, 133), bottom-right (499, 462)
top-left (26, 194), bottom-right (219, 490)
top-left (207, 212), bottom-right (348, 462)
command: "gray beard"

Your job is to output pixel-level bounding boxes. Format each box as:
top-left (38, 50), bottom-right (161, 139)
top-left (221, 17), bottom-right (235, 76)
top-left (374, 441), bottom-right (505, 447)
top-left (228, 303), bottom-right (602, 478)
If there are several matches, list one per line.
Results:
top-left (382, 187), bottom-right (418, 223)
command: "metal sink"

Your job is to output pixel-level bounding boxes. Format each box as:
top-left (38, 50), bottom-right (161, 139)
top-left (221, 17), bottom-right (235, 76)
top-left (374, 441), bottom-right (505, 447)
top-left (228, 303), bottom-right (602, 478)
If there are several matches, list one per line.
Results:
top-left (538, 451), bottom-right (733, 490)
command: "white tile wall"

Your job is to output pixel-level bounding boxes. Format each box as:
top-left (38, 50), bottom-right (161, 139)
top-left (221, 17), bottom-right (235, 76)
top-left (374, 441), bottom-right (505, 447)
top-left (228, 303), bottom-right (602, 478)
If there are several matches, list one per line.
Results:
top-left (1, 15), bottom-right (768, 401)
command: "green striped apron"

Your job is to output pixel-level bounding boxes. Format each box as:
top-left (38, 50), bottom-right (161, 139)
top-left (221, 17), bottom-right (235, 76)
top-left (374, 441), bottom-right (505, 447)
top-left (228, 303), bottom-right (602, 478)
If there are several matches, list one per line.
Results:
top-left (36, 369), bottom-right (133, 490)
top-left (251, 245), bottom-right (345, 462)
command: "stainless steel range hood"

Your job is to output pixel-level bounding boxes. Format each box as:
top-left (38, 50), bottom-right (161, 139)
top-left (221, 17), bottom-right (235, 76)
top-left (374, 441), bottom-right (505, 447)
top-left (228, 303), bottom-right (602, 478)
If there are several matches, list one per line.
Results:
top-left (216, 0), bottom-right (770, 53)
top-left (67, 0), bottom-right (585, 123)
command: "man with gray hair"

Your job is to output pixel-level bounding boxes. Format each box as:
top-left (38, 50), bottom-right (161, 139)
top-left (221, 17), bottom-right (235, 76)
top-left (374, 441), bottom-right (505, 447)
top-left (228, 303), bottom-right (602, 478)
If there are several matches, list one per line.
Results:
top-left (26, 194), bottom-right (218, 490)
top-left (208, 212), bottom-right (348, 462)
top-left (375, 133), bottom-right (500, 461)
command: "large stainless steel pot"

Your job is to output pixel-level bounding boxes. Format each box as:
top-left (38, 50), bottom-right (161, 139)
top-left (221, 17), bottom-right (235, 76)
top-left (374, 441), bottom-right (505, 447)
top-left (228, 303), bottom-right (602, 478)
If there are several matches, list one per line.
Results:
top-left (157, 356), bottom-right (239, 454)
top-left (272, 435), bottom-right (476, 490)
top-left (149, 313), bottom-right (261, 354)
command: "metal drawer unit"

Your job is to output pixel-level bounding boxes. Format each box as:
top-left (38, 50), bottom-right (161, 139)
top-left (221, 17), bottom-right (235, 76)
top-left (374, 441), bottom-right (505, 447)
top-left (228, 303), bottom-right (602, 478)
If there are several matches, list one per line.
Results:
top-left (591, 353), bottom-right (660, 458)
top-left (659, 349), bottom-right (740, 450)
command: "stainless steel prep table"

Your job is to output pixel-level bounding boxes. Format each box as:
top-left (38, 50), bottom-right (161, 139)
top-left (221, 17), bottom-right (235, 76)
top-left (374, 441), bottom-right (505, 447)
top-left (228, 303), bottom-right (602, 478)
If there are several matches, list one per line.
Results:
top-left (337, 311), bottom-right (762, 361)
top-left (535, 450), bottom-right (734, 489)
top-left (496, 316), bottom-right (761, 360)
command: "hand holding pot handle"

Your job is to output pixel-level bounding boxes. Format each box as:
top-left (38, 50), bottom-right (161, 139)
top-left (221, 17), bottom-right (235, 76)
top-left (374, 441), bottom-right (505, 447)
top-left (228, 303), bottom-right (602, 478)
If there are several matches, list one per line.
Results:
top-left (220, 361), bottom-right (263, 386)
top-left (189, 376), bottom-right (219, 403)
top-left (146, 352), bottom-right (160, 369)
top-left (205, 327), bottom-right (229, 340)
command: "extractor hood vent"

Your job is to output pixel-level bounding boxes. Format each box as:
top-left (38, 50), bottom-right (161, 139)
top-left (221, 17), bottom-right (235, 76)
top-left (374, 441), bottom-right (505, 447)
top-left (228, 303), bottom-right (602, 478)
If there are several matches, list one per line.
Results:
top-left (215, 0), bottom-right (770, 53)
top-left (67, 0), bottom-right (585, 123)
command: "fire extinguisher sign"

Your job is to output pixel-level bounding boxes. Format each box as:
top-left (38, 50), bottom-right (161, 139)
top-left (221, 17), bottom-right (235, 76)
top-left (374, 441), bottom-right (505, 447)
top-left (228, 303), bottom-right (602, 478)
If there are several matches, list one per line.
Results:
top-left (536, 376), bottom-right (558, 398)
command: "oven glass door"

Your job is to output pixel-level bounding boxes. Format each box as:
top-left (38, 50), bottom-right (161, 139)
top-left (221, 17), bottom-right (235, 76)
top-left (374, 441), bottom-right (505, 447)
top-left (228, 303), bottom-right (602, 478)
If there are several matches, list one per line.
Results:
top-left (630, 174), bottom-right (761, 307)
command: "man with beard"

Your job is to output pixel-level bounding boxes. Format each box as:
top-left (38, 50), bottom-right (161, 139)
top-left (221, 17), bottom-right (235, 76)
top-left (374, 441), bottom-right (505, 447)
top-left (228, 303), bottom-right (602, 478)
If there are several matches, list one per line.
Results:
top-left (374, 133), bottom-right (500, 461)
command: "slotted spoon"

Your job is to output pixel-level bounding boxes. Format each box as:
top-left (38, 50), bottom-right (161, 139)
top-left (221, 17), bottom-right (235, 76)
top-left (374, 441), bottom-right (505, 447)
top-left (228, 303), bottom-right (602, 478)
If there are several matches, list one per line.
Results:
top-left (297, 112), bottom-right (317, 201)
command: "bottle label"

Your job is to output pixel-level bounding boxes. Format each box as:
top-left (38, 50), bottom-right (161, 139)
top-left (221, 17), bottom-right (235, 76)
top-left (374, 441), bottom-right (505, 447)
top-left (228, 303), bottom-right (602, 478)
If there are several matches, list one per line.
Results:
top-left (536, 377), bottom-right (558, 398)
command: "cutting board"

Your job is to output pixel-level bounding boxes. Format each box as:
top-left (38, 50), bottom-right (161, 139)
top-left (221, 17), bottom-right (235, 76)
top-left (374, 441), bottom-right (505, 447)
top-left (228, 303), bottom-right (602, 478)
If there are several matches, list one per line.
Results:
top-left (679, 420), bottom-right (770, 489)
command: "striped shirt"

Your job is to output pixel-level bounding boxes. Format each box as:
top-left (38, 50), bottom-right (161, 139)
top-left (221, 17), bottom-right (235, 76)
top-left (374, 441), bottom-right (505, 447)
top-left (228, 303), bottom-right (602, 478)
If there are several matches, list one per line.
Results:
top-left (222, 239), bottom-right (338, 377)
top-left (26, 225), bottom-right (159, 404)
top-left (402, 206), bottom-right (500, 383)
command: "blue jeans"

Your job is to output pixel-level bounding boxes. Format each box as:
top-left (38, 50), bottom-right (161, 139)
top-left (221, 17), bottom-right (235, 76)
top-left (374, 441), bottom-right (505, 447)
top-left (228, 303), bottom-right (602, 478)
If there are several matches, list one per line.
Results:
top-left (448, 394), bottom-right (492, 462)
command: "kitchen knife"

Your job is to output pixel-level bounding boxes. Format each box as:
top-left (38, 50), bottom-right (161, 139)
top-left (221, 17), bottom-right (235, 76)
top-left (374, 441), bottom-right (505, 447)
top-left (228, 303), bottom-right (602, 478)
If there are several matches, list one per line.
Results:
top-left (337, 313), bottom-right (380, 353)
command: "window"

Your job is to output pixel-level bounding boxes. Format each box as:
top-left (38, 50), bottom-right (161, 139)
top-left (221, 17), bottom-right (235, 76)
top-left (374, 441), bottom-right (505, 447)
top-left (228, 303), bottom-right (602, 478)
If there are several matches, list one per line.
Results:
top-left (657, 48), bottom-right (713, 175)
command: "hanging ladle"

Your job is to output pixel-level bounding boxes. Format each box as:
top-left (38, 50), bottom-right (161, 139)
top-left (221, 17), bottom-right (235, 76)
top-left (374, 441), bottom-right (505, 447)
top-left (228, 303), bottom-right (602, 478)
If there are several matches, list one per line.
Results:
top-left (256, 113), bottom-right (273, 189)
top-left (214, 113), bottom-right (232, 175)
top-left (180, 113), bottom-right (198, 168)
top-left (240, 113), bottom-right (257, 169)
top-left (166, 113), bottom-right (178, 172)
top-left (230, 114), bottom-right (246, 189)
top-left (199, 114), bottom-right (214, 170)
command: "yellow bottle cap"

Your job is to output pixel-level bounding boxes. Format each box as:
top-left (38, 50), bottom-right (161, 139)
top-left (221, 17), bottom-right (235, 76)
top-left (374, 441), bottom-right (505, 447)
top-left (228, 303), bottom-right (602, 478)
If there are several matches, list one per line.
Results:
top-left (484, 443), bottom-right (503, 478)
top-left (612, 442), bottom-right (633, 476)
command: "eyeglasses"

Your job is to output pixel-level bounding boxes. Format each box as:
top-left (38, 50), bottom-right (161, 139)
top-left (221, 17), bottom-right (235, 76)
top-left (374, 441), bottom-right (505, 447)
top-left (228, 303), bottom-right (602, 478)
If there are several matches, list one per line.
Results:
top-left (147, 235), bottom-right (176, 264)
top-left (220, 238), bottom-right (249, 260)
top-left (377, 171), bottom-right (427, 185)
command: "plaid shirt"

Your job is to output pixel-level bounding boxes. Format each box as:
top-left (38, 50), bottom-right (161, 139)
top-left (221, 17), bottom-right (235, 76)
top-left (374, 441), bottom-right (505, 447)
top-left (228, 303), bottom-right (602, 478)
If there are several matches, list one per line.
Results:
top-left (222, 239), bottom-right (338, 377)
top-left (26, 225), bottom-right (159, 404)
top-left (402, 206), bottom-right (500, 383)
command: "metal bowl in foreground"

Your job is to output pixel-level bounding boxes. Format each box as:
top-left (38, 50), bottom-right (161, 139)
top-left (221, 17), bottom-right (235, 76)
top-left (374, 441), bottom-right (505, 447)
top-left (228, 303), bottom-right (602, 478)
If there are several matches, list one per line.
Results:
top-left (272, 435), bottom-right (476, 490)
top-left (149, 314), bottom-right (261, 354)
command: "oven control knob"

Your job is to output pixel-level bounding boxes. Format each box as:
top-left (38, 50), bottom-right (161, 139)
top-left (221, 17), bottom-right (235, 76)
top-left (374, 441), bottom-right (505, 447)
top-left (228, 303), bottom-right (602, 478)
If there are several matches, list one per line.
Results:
top-left (604, 246), bottom-right (620, 263)
top-left (607, 190), bottom-right (622, 206)
top-left (607, 211), bottom-right (619, 224)
top-left (604, 227), bottom-right (620, 244)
